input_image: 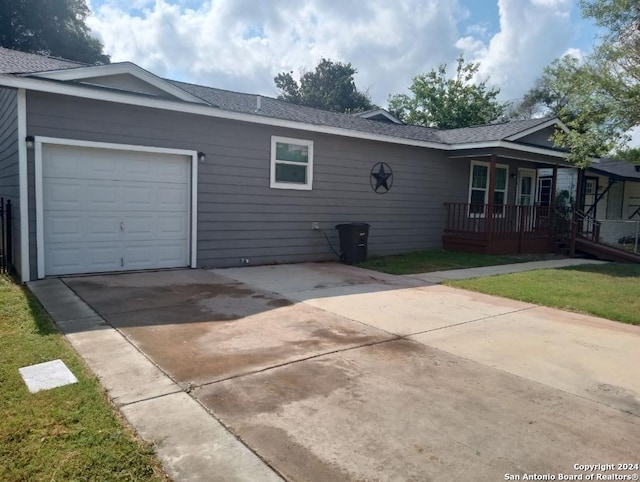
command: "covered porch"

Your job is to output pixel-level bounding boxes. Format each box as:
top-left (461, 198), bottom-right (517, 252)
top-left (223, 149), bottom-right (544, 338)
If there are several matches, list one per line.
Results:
top-left (442, 152), bottom-right (562, 255)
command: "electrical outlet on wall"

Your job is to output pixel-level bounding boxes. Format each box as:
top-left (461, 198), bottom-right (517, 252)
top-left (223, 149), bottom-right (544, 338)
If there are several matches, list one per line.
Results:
top-left (311, 222), bottom-right (320, 230)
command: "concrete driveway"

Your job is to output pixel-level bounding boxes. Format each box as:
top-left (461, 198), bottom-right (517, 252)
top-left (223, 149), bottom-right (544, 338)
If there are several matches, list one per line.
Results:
top-left (39, 263), bottom-right (640, 481)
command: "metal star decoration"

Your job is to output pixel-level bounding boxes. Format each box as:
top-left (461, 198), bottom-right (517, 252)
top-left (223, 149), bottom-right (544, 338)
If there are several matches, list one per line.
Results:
top-left (370, 162), bottom-right (393, 193)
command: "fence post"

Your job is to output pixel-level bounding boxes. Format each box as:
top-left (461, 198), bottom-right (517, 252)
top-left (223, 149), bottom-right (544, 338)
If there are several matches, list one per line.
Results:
top-left (6, 200), bottom-right (12, 273)
top-left (0, 197), bottom-right (4, 273)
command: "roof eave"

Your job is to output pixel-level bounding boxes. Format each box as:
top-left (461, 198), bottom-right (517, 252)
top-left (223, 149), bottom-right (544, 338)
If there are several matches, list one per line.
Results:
top-left (0, 74), bottom-right (572, 160)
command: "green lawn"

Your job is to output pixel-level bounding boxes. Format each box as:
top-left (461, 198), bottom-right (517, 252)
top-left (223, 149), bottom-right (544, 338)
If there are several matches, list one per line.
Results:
top-left (358, 249), bottom-right (555, 275)
top-left (446, 263), bottom-right (640, 325)
top-left (0, 275), bottom-right (168, 481)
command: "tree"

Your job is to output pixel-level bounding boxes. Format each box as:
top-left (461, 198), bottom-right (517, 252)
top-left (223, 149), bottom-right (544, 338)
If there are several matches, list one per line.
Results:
top-left (387, 55), bottom-right (507, 129)
top-left (0, 0), bottom-right (109, 65)
top-left (513, 0), bottom-right (639, 166)
top-left (274, 59), bottom-right (374, 113)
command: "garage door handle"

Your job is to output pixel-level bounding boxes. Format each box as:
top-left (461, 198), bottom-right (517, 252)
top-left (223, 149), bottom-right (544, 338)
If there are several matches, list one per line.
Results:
top-left (120, 222), bottom-right (124, 232)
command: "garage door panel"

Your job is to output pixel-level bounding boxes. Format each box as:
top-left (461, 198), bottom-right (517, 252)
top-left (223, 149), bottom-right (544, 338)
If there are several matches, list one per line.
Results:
top-left (87, 183), bottom-right (120, 209)
top-left (46, 245), bottom-right (87, 274)
top-left (157, 214), bottom-right (189, 239)
top-left (86, 216), bottom-right (121, 242)
top-left (43, 145), bottom-right (191, 276)
top-left (158, 185), bottom-right (189, 211)
top-left (45, 214), bottom-right (84, 242)
top-left (44, 180), bottom-right (85, 210)
top-left (156, 157), bottom-right (190, 183)
top-left (46, 243), bottom-right (122, 274)
top-left (156, 242), bottom-right (190, 266)
top-left (121, 184), bottom-right (155, 209)
top-left (45, 146), bottom-right (121, 180)
top-left (122, 244), bottom-right (157, 269)
top-left (121, 214), bottom-right (156, 239)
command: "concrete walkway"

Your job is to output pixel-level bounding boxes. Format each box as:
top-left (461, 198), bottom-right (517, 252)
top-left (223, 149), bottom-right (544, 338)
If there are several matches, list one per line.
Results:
top-left (26, 259), bottom-right (639, 481)
top-left (405, 257), bottom-right (606, 283)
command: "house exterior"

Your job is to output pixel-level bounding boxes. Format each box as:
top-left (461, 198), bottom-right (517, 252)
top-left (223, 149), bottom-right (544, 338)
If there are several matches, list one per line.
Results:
top-left (0, 47), bottom-right (578, 282)
top-left (539, 159), bottom-right (640, 246)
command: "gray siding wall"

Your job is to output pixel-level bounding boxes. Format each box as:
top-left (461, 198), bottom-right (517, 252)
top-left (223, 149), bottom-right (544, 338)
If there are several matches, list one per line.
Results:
top-left (26, 91), bottom-right (470, 269)
top-left (519, 126), bottom-right (556, 148)
top-left (0, 87), bottom-right (22, 279)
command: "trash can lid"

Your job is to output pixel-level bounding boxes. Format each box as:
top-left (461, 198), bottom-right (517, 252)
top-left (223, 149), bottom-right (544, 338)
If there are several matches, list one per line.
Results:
top-left (335, 222), bottom-right (370, 229)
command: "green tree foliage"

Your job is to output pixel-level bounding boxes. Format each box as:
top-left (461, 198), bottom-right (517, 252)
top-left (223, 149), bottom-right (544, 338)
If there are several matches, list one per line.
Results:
top-left (387, 55), bottom-right (507, 129)
top-left (0, 0), bottom-right (109, 64)
top-left (274, 58), bottom-right (374, 113)
top-left (513, 0), bottom-right (639, 166)
top-left (614, 147), bottom-right (640, 163)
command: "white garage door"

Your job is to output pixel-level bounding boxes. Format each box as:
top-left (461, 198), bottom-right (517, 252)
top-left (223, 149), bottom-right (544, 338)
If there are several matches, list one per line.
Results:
top-left (43, 145), bottom-right (191, 276)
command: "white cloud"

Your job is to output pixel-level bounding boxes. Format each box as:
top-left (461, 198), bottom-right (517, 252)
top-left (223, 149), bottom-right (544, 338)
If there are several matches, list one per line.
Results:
top-left (87, 0), bottom-right (587, 108)
top-left (457, 0), bottom-right (575, 103)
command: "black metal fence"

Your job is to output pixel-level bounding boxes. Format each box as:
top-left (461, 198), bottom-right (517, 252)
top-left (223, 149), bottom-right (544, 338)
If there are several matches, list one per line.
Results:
top-left (0, 197), bottom-right (13, 274)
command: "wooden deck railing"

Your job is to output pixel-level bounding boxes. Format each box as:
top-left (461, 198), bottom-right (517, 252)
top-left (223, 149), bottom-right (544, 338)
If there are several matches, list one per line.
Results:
top-left (443, 203), bottom-right (552, 240)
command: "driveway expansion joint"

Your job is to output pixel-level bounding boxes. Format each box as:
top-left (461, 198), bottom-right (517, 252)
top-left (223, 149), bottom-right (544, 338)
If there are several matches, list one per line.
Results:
top-left (404, 305), bottom-right (538, 337)
top-left (115, 388), bottom-right (184, 408)
top-left (193, 335), bottom-right (404, 389)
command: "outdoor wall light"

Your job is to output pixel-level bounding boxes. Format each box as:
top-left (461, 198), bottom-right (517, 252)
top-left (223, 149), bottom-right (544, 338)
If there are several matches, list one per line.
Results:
top-left (198, 151), bottom-right (206, 162)
top-left (25, 135), bottom-right (35, 149)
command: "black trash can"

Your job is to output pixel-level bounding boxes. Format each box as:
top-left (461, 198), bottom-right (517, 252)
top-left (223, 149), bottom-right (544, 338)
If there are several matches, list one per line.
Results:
top-left (335, 223), bottom-right (370, 265)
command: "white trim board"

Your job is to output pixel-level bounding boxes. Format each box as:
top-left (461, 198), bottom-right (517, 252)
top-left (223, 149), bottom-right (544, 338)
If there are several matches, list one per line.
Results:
top-left (34, 137), bottom-right (198, 279)
top-left (17, 89), bottom-right (30, 282)
top-left (31, 62), bottom-right (205, 104)
top-left (1, 75), bottom-right (571, 160)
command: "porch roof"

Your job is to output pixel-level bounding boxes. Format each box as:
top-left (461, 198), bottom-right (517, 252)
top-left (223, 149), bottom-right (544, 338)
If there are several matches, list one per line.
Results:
top-left (589, 159), bottom-right (640, 181)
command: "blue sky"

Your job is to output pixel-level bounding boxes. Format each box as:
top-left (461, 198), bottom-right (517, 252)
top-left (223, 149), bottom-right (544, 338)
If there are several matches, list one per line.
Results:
top-left (85, 0), bottom-right (601, 107)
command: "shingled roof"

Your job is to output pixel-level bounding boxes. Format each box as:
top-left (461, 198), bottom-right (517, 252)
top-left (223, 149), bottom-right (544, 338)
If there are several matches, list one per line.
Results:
top-left (0, 47), bottom-right (562, 149)
top-left (438, 117), bottom-right (557, 144)
top-left (590, 159), bottom-right (640, 180)
top-left (0, 47), bottom-right (85, 74)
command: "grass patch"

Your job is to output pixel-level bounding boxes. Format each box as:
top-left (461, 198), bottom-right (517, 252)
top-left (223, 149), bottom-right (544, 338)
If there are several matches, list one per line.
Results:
top-left (0, 275), bottom-right (168, 481)
top-left (446, 263), bottom-right (640, 325)
top-left (358, 249), bottom-right (555, 275)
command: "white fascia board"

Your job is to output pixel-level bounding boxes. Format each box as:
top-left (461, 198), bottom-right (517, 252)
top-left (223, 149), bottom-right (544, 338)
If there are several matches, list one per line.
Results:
top-left (30, 62), bottom-right (205, 104)
top-left (505, 117), bottom-right (570, 141)
top-left (3, 75), bottom-right (569, 159)
top-left (449, 140), bottom-right (569, 160)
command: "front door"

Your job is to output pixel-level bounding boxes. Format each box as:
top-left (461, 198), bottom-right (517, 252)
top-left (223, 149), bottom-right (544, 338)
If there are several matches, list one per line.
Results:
top-left (517, 169), bottom-right (537, 206)
top-left (517, 168), bottom-right (537, 231)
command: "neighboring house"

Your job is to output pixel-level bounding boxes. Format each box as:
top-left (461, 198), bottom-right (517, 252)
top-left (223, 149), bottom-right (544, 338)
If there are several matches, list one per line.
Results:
top-left (539, 160), bottom-right (640, 246)
top-left (0, 47), bottom-right (582, 282)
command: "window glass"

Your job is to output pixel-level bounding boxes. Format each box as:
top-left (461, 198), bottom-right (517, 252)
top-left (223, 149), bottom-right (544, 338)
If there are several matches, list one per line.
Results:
top-left (472, 165), bottom-right (487, 189)
top-left (276, 142), bottom-right (308, 164)
top-left (275, 163), bottom-right (307, 183)
top-left (495, 168), bottom-right (507, 190)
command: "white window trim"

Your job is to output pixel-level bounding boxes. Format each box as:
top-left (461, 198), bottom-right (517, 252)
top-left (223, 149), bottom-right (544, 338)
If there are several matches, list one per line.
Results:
top-left (468, 160), bottom-right (510, 218)
top-left (270, 136), bottom-right (314, 190)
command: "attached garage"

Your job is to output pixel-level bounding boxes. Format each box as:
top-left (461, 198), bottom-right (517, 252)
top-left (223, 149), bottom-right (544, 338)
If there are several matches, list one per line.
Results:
top-left (35, 139), bottom-right (198, 278)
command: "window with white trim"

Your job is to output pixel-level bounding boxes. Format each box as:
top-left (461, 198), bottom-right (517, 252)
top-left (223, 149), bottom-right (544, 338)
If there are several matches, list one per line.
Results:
top-left (468, 160), bottom-right (509, 216)
top-left (270, 136), bottom-right (314, 190)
